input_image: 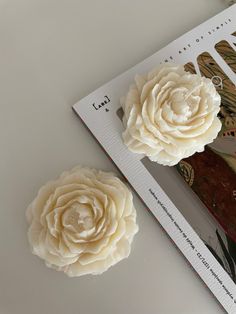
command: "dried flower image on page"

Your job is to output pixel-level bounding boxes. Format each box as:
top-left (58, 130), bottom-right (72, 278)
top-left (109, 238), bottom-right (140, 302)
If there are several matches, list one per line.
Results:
top-left (176, 37), bottom-right (236, 281)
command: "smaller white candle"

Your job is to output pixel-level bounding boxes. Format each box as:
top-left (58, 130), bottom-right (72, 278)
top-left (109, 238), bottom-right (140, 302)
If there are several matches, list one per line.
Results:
top-left (122, 64), bottom-right (221, 166)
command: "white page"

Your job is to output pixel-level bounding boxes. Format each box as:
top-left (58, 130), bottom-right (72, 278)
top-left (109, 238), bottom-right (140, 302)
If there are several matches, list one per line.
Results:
top-left (73, 5), bottom-right (236, 313)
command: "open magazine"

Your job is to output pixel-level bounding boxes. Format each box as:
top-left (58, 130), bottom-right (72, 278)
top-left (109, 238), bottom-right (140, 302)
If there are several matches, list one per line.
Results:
top-left (73, 5), bottom-right (236, 313)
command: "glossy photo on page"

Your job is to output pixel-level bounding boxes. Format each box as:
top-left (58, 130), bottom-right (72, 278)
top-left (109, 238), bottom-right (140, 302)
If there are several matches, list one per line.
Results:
top-left (176, 37), bottom-right (236, 282)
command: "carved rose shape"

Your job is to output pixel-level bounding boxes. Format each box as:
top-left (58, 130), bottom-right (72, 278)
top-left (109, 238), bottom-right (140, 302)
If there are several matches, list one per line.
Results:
top-left (122, 64), bottom-right (221, 166)
top-left (26, 166), bottom-right (138, 277)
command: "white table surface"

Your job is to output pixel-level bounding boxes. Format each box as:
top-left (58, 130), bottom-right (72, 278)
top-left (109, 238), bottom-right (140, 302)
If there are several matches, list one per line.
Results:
top-left (0, 1), bottom-right (229, 313)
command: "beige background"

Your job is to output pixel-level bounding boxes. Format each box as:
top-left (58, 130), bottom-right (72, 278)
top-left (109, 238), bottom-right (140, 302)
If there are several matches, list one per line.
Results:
top-left (0, 1), bottom-right (228, 313)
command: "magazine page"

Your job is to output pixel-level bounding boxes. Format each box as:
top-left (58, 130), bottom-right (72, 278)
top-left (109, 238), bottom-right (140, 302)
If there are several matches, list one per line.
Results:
top-left (73, 5), bottom-right (236, 313)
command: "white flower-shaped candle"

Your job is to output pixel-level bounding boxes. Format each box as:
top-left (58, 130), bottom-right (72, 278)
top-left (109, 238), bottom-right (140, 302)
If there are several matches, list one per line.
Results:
top-left (122, 64), bottom-right (221, 166)
top-left (26, 166), bottom-right (138, 277)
